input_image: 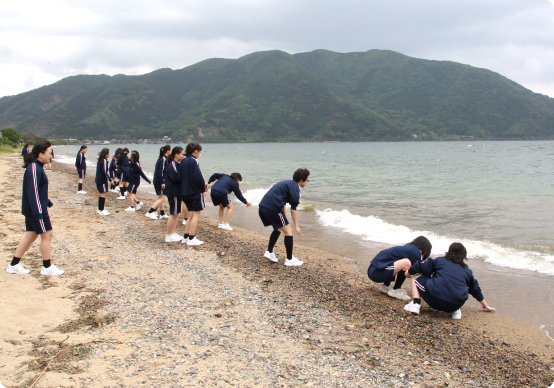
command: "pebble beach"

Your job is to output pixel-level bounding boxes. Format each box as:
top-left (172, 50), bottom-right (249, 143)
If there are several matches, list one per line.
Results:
top-left (1, 153), bottom-right (553, 388)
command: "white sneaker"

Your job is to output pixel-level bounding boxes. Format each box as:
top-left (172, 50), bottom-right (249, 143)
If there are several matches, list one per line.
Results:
top-left (124, 206), bottom-right (135, 212)
top-left (186, 237), bottom-right (204, 246)
top-left (165, 234), bottom-right (183, 242)
top-left (378, 284), bottom-right (391, 294)
top-left (97, 209), bottom-right (101, 214)
top-left (451, 309), bottom-right (462, 320)
top-left (145, 212), bottom-right (159, 220)
top-left (182, 219), bottom-right (187, 225)
top-left (387, 288), bottom-right (411, 301)
top-left (218, 224), bottom-right (223, 229)
top-left (77, 190), bottom-right (87, 194)
top-left (285, 256), bottom-right (303, 266)
top-left (40, 264), bottom-right (65, 276)
top-left (99, 210), bottom-right (110, 216)
top-left (404, 301), bottom-right (421, 315)
top-left (6, 263), bottom-right (30, 274)
top-left (135, 202), bottom-right (143, 210)
top-left (159, 214), bottom-right (169, 219)
top-left (124, 191), bottom-right (128, 196)
top-left (220, 223), bottom-right (233, 231)
top-left (116, 195), bottom-right (126, 200)
top-left (263, 251), bottom-right (278, 263)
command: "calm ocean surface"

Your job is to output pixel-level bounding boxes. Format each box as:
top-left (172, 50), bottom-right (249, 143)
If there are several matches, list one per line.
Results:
top-left (55, 141), bottom-right (554, 276)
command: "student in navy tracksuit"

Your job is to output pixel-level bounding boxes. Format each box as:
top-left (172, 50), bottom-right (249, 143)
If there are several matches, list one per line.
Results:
top-left (367, 236), bottom-right (432, 301)
top-left (404, 242), bottom-right (495, 319)
top-left (164, 146), bottom-right (185, 242)
top-left (75, 145), bottom-right (88, 194)
top-left (7, 141), bottom-right (64, 276)
top-left (259, 168), bottom-right (310, 267)
top-left (125, 150), bottom-right (151, 212)
top-left (21, 144), bottom-right (30, 159)
top-left (179, 142), bottom-right (206, 246)
top-left (95, 148), bottom-right (113, 216)
top-left (146, 145), bottom-right (171, 220)
top-left (117, 148), bottom-right (130, 199)
top-left (109, 148), bottom-right (121, 192)
top-left (45, 148), bottom-right (54, 171)
top-left (208, 172), bottom-right (251, 230)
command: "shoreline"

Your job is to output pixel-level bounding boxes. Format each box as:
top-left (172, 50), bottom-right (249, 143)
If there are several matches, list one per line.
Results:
top-left (0, 154), bottom-right (553, 387)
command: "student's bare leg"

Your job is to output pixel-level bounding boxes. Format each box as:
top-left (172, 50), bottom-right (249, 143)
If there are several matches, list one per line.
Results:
top-left (224, 203), bottom-right (233, 224)
top-left (14, 231), bottom-right (39, 258)
top-left (167, 215), bottom-right (178, 235)
top-left (185, 211), bottom-right (200, 235)
top-left (218, 204), bottom-right (225, 224)
top-left (39, 230), bottom-right (53, 261)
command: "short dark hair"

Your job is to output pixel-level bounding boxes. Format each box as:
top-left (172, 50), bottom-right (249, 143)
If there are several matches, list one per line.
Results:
top-left (410, 236), bottom-right (432, 260)
top-left (185, 142), bottom-right (202, 156)
top-left (445, 242), bottom-right (467, 267)
top-left (292, 168), bottom-right (310, 183)
top-left (229, 172), bottom-right (242, 181)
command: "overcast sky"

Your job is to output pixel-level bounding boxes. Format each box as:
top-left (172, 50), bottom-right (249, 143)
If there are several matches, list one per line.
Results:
top-left (2, 0), bottom-right (554, 98)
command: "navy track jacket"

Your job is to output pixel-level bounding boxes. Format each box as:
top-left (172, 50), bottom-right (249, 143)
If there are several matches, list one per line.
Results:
top-left (22, 159), bottom-right (53, 220)
top-left (179, 156), bottom-right (205, 196)
top-left (163, 160), bottom-right (181, 197)
top-left (95, 159), bottom-right (110, 185)
top-left (75, 152), bottom-right (86, 172)
top-left (128, 162), bottom-right (151, 186)
top-left (208, 173), bottom-right (248, 204)
top-left (153, 156), bottom-right (168, 185)
top-left (259, 180), bottom-right (301, 212)
top-left (408, 256), bottom-right (484, 305)
top-left (370, 244), bottom-right (422, 270)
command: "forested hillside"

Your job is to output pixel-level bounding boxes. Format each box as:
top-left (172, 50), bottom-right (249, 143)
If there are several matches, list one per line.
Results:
top-left (1, 49), bottom-right (553, 141)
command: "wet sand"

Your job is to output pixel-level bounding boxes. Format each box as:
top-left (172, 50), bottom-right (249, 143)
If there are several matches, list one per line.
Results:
top-left (1, 154), bottom-right (553, 388)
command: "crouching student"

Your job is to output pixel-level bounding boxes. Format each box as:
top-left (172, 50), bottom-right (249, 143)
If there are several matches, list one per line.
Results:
top-left (208, 172), bottom-right (252, 230)
top-left (258, 168), bottom-right (310, 267)
top-left (164, 146), bottom-right (185, 242)
top-left (95, 148), bottom-right (113, 216)
top-left (124, 150), bottom-right (151, 212)
top-left (404, 242), bottom-right (495, 319)
top-left (7, 142), bottom-right (64, 276)
top-left (367, 236), bottom-right (432, 301)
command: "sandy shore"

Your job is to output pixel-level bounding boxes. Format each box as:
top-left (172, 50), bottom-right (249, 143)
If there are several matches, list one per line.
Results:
top-left (1, 153), bottom-right (553, 388)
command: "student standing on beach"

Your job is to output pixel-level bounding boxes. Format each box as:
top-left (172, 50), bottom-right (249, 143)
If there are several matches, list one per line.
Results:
top-left (117, 148), bottom-right (130, 200)
top-left (109, 148), bottom-right (121, 192)
top-left (259, 168), bottom-right (310, 267)
top-left (367, 236), bottom-right (432, 301)
top-left (146, 145), bottom-right (171, 220)
top-left (164, 146), bottom-right (185, 242)
top-left (75, 145), bottom-right (87, 194)
top-left (6, 141), bottom-right (64, 276)
top-left (179, 142), bottom-right (206, 246)
top-left (404, 242), bottom-right (495, 319)
top-left (21, 144), bottom-right (30, 161)
top-left (207, 172), bottom-right (251, 230)
top-left (125, 150), bottom-right (151, 212)
top-left (95, 148), bottom-right (113, 216)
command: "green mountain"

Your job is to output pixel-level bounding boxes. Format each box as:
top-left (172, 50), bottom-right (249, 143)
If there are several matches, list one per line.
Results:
top-left (1, 49), bottom-right (553, 141)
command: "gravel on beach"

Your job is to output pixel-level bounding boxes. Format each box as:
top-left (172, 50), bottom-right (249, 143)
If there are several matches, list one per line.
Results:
top-left (1, 155), bottom-right (553, 388)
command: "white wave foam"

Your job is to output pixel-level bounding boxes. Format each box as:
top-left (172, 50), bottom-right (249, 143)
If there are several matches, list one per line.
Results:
top-left (315, 208), bottom-right (554, 276)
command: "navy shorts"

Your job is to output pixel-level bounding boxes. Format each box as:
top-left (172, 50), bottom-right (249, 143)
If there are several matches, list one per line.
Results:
top-left (415, 276), bottom-right (462, 313)
top-left (258, 206), bottom-right (288, 230)
top-left (211, 191), bottom-right (230, 207)
top-left (367, 264), bottom-right (395, 283)
top-left (25, 214), bottom-right (52, 235)
top-left (154, 183), bottom-right (164, 196)
top-left (96, 183), bottom-right (109, 193)
top-left (182, 194), bottom-right (205, 212)
top-left (122, 172), bottom-right (130, 182)
top-left (167, 196), bottom-right (182, 215)
top-left (127, 184), bottom-right (139, 194)
top-left (78, 170), bottom-right (86, 179)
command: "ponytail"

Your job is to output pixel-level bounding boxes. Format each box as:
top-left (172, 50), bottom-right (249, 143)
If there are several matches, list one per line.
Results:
top-left (168, 146), bottom-right (184, 163)
top-left (159, 144), bottom-right (171, 159)
top-left (25, 141), bottom-right (52, 168)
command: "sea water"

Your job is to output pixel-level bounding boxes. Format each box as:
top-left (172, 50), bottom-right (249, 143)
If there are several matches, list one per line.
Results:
top-left (54, 141), bottom-right (554, 333)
